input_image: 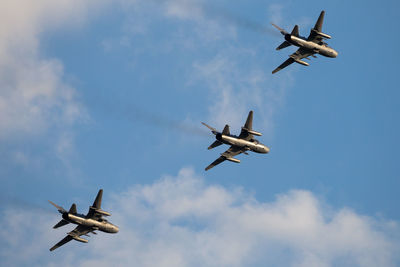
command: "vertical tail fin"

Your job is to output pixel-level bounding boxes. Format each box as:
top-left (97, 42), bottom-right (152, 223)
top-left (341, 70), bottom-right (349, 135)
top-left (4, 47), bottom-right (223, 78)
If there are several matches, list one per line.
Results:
top-left (68, 203), bottom-right (77, 214)
top-left (291, 25), bottom-right (299, 37)
top-left (222, 125), bottom-right (230, 135)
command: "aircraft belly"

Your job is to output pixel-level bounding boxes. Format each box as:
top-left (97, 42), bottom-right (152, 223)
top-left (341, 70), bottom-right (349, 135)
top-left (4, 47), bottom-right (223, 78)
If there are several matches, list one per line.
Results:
top-left (221, 136), bottom-right (246, 147)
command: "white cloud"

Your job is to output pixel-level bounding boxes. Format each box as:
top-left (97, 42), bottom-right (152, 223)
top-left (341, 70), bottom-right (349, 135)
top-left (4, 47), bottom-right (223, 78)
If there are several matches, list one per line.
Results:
top-left (1, 168), bottom-right (399, 266)
top-left (0, 0), bottom-right (116, 171)
top-left (0, 0), bottom-right (108, 140)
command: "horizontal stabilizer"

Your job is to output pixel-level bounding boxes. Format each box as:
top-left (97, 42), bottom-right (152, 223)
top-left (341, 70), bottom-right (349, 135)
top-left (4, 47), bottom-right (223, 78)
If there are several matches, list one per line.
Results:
top-left (208, 140), bottom-right (223, 150)
top-left (53, 219), bottom-right (69, 229)
top-left (276, 41), bottom-right (291, 50)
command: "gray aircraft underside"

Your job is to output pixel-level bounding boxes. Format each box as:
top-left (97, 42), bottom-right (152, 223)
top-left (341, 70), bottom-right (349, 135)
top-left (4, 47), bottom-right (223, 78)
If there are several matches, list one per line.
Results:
top-left (202, 111), bottom-right (270, 171)
top-left (272, 10), bottom-right (338, 74)
top-left (49, 189), bottom-right (118, 251)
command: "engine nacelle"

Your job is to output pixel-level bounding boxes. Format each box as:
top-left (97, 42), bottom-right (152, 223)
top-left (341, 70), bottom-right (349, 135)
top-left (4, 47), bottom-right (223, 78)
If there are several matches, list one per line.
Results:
top-left (225, 157), bottom-right (240, 163)
top-left (70, 235), bottom-right (88, 243)
top-left (312, 29), bottom-right (331, 39)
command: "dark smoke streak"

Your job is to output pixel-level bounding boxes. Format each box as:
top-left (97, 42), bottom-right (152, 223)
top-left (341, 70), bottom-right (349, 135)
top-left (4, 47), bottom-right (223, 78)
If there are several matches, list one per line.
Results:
top-left (120, 105), bottom-right (210, 137)
top-left (90, 96), bottom-right (210, 138)
top-left (201, 4), bottom-right (281, 37)
top-left (0, 195), bottom-right (54, 215)
top-left (150, 0), bottom-right (280, 37)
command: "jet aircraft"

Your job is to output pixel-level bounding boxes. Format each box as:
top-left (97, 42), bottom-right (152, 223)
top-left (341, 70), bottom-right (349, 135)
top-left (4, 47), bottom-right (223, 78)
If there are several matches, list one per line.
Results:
top-left (202, 111), bottom-right (270, 171)
top-left (271, 10), bottom-right (338, 74)
top-left (49, 189), bottom-right (119, 251)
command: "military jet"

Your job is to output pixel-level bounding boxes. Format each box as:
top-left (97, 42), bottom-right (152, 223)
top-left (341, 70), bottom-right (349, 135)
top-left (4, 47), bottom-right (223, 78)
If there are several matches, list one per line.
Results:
top-left (271, 10), bottom-right (338, 74)
top-left (49, 189), bottom-right (118, 251)
top-left (202, 111), bottom-right (270, 171)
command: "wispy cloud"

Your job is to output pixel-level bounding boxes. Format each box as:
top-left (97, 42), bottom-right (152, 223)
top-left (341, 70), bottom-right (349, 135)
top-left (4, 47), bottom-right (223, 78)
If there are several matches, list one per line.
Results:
top-left (1, 168), bottom-right (399, 266)
top-left (105, 1), bottom-right (293, 137)
top-left (0, 0), bottom-right (110, 168)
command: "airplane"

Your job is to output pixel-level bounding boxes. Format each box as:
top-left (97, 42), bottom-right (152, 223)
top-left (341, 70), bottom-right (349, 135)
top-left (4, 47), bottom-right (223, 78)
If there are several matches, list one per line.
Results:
top-left (48, 189), bottom-right (119, 251)
top-left (202, 110), bottom-right (270, 171)
top-left (271, 10), bottom-right (338, 74)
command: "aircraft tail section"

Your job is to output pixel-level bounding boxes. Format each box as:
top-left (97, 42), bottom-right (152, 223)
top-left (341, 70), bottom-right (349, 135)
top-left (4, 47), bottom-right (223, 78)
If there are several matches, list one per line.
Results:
top-left (222, 125), bottom-right (230, 135)
top-left (53, 219), bottom-right (69, 229)
top-left (276, 41), bottom-right (291, 50)
top-left (314, 11), bottom-right (325, 32)
top-left (69, 203), bottom-right (77, 214)
top-left (291, 25), bottom-right (299, 37)
top-left (92, 189), bottom-right (103, 210)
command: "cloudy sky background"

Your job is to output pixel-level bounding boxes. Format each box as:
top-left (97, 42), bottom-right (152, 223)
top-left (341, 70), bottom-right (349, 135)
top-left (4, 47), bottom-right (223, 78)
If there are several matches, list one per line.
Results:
top-left (1, 0), bottom-right (400, 266)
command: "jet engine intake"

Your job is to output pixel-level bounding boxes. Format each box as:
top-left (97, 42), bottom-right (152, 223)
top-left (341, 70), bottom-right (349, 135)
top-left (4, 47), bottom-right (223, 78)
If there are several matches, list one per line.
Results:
top-left (225, 157), bottom-right (240, 163)
top-left (70, 235), bottom-right (88, 243)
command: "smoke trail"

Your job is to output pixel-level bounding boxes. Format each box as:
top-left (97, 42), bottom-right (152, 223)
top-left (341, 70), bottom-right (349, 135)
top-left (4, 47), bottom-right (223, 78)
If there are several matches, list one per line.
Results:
top-left (0, 195), bottom-right (54, 214)
top-left (120, 104), bottom-right (210, 137)
top-left (153, 0), bottom-right (281, 37)
top-left (90, 96), bottom-right (210, 137)
top-left (201, 3), bottom-right (281, 37)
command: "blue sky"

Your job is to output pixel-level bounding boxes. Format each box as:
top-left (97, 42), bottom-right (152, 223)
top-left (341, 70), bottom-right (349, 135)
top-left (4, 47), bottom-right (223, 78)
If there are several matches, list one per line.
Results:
top-left (1, 0), bottom-right (400, 266)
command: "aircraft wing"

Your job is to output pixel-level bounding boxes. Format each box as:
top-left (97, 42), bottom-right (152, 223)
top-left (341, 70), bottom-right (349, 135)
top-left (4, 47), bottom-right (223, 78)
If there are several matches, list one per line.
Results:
top-left (307, 11), bottom-right (327, 43)
top-left (87, 189), bottom-right (104, 219)
top-left (239, 111), bottom-right (255, 141)
top-left (272, 48), bottom-right (315, 74)
top-left (205, 146), bottom-right (244, 171)
top-left (50, 225), bottom-right (91, 251)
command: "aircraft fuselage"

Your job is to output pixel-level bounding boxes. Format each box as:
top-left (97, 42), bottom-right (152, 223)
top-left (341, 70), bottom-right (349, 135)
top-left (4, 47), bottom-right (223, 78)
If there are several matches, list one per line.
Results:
top-left (216, 134), bottom-right (270, 154)
top-left (285, 34), bottom-right (338, 58)
top-left (62, 213), bottom-right (119, 233)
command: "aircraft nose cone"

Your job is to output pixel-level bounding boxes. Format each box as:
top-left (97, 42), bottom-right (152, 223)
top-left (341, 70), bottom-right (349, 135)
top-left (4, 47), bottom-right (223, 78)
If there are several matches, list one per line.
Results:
top-left (265, 146), bottom-right (270, 153)
top-left (333, 50), bottom-right (338, 58)
top-left (113, 225), bottom-right (119, 233)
